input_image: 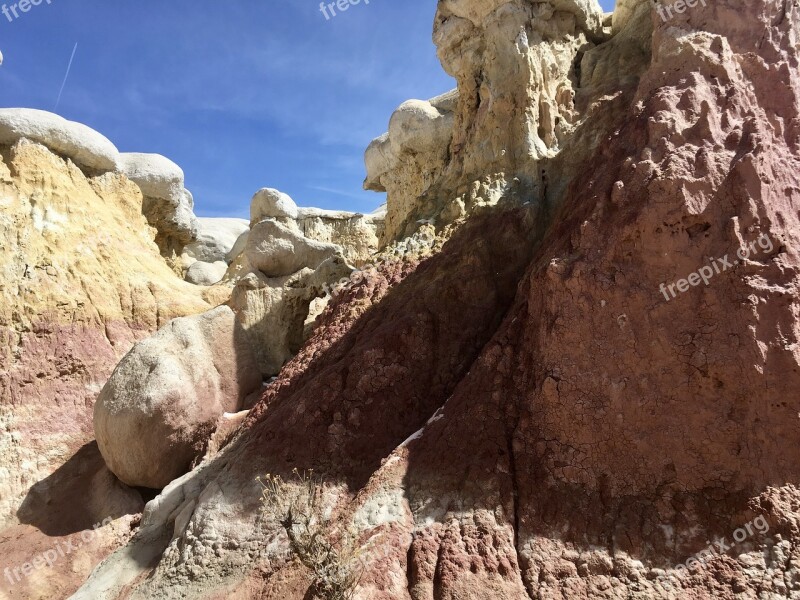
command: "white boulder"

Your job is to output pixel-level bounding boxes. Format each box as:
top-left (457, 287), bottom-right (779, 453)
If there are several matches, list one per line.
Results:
top-left (186, 260), bottom-right (228, 286)
top-left (183, 217), bottom-right (250, 264)
top-left (227, 230), bottom-right (250, 263)
top-left (388, 99), bottom-right (454, 155)
top-left (94, 306), bottom-right (262, 488)
top-left (118, 153), bottom-right (199, 247)
top-left (250, 188), bottom-right (299, 222)
top-left (0, 108), bottom-right (119, 171)
top-left (117, 152), bottom-right (185, 205)
top-left (245, 219), bottom-right (342, 278)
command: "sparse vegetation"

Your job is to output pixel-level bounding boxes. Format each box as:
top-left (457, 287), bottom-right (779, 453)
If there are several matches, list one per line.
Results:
top-left (259, 469), bottom-right (362, 600)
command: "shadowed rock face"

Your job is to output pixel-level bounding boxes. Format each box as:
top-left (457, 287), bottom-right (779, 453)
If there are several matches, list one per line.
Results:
top-left (70, 1), bottom-right (800, 599)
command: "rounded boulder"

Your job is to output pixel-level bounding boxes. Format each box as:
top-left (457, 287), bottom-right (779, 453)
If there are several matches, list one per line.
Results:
top-left (93, 306), bottom-right (262, 488)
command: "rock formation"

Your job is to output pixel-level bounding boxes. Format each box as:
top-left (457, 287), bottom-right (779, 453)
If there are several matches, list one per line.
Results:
top-left (364, 92), bottom-right (456, 244)
top-left (296, 206), bottom-right (384, 265)
top-left (182, 217), bottom-right (250, 285)
top-left (0, 101), bottom-right (386, 598)
top-left (251, 187), bottom-right (300, 221)
top-left (250, 188), bottom-right (384, 264)
top-left (244, 219), bottom-right (341, 278)
top-left (0, 136), bottom-right (212, 598)
top-left (71, 0), bottom-right (800, 599)
top-left (92, 184), bottom-right (364, 491)
top-left (117, 153), bottom-right (200, 259)
top-left (0, 108), bottom-right (119, 172)
top-left (4, 0), bottom-right (800, 598)
top-left (228, 253), bottom-right (353, 376)
top-left (183, 217), bottom-right (250, 265)
top-left (365, 0), bottom-right (617, 245)
top-left (94, 306), bottom-right (262, 489)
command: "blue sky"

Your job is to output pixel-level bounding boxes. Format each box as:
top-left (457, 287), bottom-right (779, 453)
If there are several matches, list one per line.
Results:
top-left (0, 0), bottom-right (616, 218)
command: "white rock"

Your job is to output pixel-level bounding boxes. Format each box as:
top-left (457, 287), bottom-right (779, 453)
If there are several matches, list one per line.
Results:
top-left (117, 152), bottom-right (185, 205)
top-left (245, 219), bottom-right (342, 278)
top-left (230, 255), bottom-right (353, 376)
top-left (250, 188), bottom-right (299, 222)
top-left (0, 108), bottom-right (119, 171)
top-left (93, 306), bottom-right (262, 488)
top-left (296, 208), bottom-right (382, 263)
top-left (364, 133), bottom-right (393, 191)
top-left (388, 99), bottom-right (453, 155)
top-left (185, 260), bottom-right (228, 286)
top-left (118, 154), bottom-right (199, 246)
top-left (183, 218), bottom-right (250, 264)
top-left (612, 0), bottom-right (646, 34)
top-left (227, 230), bottom-right (250, 263)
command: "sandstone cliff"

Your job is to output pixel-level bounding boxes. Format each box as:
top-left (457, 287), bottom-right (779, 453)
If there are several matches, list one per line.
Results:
top-left (0, 118), bottom-right (380, 599)
top-left (6, 0), bottom-right (800, 598)
top-left (0, 138), bottom-right (213, 598)
top-left (70, 0), bottom-right (800, 598)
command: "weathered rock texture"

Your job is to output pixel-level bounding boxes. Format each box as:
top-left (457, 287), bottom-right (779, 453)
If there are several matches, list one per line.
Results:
top-left (0, 109), bottom-right (208, 266)
top-left (183, 217), bottom-right (250, 265)
top-left (224, 189), bottom-right (361, 376)
top-left (364, 93), bottom-right (457, 244)
top-left (228, 254), bottom-right (353, 377)
top-left (117, 153), bottom-right (200, 257)
top-left (94, 306), bottom-right (262, 489)
top-left (296, 207), bottom-right (384, 264)
top-left (250, 188), bottom-right (383, 263)
top-left (244, 219), bottom-right (341, 279)
top-left (181, 218), bottom-right (252, 286)
top-left (366, 0), bottom-right (610, 243)
top-left (0, 138), bottom-right (212, 598)
top-left (73, 0), bottom-right (800, 599)
top-left (0, 108), bottom-right (120, 172)
top-left (89, 189), bottom-right (366, 494)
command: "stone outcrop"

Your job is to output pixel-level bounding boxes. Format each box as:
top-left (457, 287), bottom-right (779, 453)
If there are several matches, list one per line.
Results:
top-left (222, 189), bottom-right (360, 376)
top-left (0, 109), bottom-right (207, 263)
top-left (0, 108), bottom-right (119, 172)
top-left (251, 187), bottom-right (300, 221)
top-left (364, 93), bottom-right (456, 244)
top-left (91, 187), bottom-right (364, 491)
top-left (182, 217), bottom-right (250, 286)
top-left (185, 260), bottom-right (229, 286)
top-left (73, 1), bottom-right (800, 600)
top-left (250, 188), bottom-right (383, 263)
top-left (244, 219), bottom-right (341, 278)
top-left (295, 207), bottom-right (384, 264)
top-left (229, 254), bottom-right (353, 376)
top-left (117, 153), bottom-right (200, 255)
top-left (182, 217), bottom-right (250, 265)
top-left (0, 137), bottom-right (212, 599)
top-left (365, 0), bottom-right (611, 244)
top-left (94, 306), bottom-right (262, 489)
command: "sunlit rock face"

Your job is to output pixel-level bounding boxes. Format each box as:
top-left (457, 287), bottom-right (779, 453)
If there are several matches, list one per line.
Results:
top-left (367, 0), bottom-right (608, 244)
top-left (66, 0), bottom-right (800, 599)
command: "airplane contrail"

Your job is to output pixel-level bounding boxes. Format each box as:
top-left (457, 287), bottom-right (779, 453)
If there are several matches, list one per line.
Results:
top-left (55, 43), bottom-right (78, 111)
